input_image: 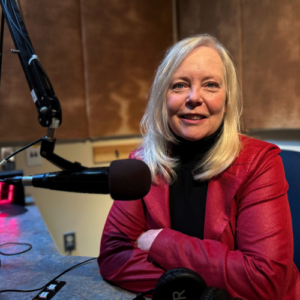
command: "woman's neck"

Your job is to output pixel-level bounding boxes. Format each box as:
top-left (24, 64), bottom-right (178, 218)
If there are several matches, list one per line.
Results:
top-left (171, 121), bottom-right (223, 166)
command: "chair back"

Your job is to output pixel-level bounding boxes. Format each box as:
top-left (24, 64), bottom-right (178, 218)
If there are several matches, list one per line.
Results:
top-left (280, 149), bottom-right (300, 270)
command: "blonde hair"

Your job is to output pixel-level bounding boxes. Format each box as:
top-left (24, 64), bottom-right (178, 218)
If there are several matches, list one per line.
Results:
top-left (136, 34), bottom-right (242, 184)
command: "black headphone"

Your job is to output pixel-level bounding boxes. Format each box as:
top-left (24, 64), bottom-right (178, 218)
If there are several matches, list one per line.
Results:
top-left (133, 268), bottom-right (243, 300)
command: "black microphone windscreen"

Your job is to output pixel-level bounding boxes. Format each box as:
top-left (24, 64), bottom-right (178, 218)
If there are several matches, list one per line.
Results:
top-left (109, 159), bottom-right (151, 200)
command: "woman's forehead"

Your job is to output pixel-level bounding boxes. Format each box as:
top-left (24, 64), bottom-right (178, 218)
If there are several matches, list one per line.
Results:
top-left (173, 46), bottom-right (225, 78)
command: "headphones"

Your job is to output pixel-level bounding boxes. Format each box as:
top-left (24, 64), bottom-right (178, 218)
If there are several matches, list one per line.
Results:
top-left (133, 268), bottom-right (243, 300)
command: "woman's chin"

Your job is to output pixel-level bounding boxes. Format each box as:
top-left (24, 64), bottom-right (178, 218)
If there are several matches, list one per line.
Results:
top-left (180, 134), bottom-right (206, 141)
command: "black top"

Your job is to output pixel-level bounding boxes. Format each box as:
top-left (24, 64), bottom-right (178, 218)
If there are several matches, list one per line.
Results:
top-left (169, 126), bottom-right (222, 239)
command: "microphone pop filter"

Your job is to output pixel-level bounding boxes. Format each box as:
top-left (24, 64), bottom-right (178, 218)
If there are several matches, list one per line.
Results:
top-left (109, 159), bottom-right (151, 200)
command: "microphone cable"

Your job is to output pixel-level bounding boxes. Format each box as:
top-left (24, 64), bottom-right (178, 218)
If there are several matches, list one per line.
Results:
top-left (0, 242), bottom-right (32, 256)
top-left (0, 242), bottom-right (32, 267)
top-left (1, 0), bottom-right (56, 94)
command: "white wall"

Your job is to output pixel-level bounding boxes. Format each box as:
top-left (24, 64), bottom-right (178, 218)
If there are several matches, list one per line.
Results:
top-left (14, 137), bottom-right (142, 258)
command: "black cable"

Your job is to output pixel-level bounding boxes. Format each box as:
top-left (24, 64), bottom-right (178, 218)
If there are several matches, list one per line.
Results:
top-left (1, 137), bottom-right (43, 163)
top-left (0, 257), bottom-right (97, 294)
top-left (3, 0), bottom-right (55, 96)
top-left (36, 60), bottom-right (55, 95)
top-left (2, 0), bottom-right (35, 54)
top-left (2, 0), bottom-right (57, 104)
top-left (0, 242), bottom-right (32, 256)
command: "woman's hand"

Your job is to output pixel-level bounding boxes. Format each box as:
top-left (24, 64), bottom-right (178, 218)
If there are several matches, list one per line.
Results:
top-left (136, 229), bottom-right (163, 252)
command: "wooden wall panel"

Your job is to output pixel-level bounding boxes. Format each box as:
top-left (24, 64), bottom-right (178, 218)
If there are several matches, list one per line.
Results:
top-left (241, 0), bottom-right (300, 129)
top-left (177, 0), bottom-right (243, 83)
top-left (177, 0), bottom-right (300, 130)
top-left (80, 0), bottom-right (173, 138)
top-left (0, 0), bottom-right (88, 143)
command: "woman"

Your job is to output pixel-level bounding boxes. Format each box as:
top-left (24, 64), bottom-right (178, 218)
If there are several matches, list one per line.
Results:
top-left (98, 34), bottom-right (300, 299)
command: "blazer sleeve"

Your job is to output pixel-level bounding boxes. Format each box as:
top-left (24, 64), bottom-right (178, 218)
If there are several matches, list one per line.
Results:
top-left (98, 156), bottom-right (165, 293)
top-left (148, 146), bottom-right (294, 300)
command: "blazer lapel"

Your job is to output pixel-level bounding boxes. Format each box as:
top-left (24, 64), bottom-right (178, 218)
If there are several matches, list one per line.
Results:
top-left (204, 171), bottom-right (242, 241)
top-left (143, 171), bottom-right (242, 238)
top-left (143, 180), bottom-right (171, 229)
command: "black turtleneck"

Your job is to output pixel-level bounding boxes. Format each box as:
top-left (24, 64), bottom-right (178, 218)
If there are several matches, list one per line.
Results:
top-left (169, 125), bottom-right (222, 240)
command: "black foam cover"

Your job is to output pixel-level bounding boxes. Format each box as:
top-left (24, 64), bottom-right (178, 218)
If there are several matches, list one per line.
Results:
top-left (109, 159), bottom-right (152, 200)
top-left (152, 268), bottom-right (207, 300)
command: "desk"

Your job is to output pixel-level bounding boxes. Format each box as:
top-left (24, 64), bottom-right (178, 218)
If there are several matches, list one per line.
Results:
top-left (0, 202), bottom-right (147, 300)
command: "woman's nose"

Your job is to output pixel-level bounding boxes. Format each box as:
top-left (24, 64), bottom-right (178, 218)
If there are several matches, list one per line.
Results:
top-left (186, 87), bottom-right (203, 108)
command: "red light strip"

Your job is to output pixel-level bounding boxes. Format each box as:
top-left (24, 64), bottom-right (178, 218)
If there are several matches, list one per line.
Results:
top-left (8, 184), bottom-right (14, 202)
top-left (0, 182), bottom-right (3, 201)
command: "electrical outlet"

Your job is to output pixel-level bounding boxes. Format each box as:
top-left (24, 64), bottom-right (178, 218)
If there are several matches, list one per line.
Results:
top-left (26, 145), bottom-right (42, 167)
top-left (64, 232), bottom-right (76, 252)
top-left (1, 147), bottom-right (15, 171)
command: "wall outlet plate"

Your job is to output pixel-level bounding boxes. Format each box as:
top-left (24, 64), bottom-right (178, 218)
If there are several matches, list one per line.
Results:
top-left (64, 231), bottom-right (76, 252)
top-left (1, 147), bottom-right (15, 171)
top-left (1, 147), bottom-right (15, 161)
top-left (26, 145), bottom-right (42, 167)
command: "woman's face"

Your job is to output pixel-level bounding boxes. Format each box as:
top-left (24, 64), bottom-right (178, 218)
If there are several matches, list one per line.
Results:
top-left (166, 46), bottom-right (227, 141)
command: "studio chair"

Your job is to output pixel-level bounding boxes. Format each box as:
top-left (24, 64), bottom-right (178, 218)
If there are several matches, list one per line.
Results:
top-left (280, 149), bottom-right (300, 270)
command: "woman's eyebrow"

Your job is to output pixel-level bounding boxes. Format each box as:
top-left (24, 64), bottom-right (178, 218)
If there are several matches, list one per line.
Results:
top-left (201, 75), bottom-right (222, 82)
top-left (172, 75), bottom-right (190, 81)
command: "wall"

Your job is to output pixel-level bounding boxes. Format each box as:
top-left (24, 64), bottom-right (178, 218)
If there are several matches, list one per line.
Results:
top-left (176, 0), bottom-right (300, 131)
top-left (249, 130), bottom-right (300, 153)
top-left (0, 0), bottom-right (173, 142)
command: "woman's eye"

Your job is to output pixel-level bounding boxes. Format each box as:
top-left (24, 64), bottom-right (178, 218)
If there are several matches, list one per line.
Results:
top-left (172, 83), bottom-right (185, 89)
top-left (206, 82), bottom-right (218, 88)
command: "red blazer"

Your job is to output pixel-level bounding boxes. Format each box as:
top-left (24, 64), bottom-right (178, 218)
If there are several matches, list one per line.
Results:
top-left (98, 136), bottom-right (300, 300)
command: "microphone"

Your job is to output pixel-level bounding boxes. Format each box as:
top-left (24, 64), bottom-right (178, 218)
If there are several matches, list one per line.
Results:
top-left (0, 159), bottom-right (152, 200)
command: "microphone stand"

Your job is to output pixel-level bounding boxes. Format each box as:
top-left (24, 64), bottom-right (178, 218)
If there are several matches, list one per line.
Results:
top-left (0, 0), bottom-right (87, 172)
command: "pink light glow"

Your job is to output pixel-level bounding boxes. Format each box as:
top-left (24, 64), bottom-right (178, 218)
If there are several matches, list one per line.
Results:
top-left (0, 217), bottom-right (20, 236)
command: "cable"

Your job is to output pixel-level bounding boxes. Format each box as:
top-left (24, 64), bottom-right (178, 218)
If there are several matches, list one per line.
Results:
top-left (0, 137), bottom-right (43, 167)
top-left (3, 0), bottom-right (55, 93)
top-left (0, 242), bottom-right (32, 256)
top-left (2, 0), bottom-right (57, 100)
top-left (0, 257), bottom-right (97, 293)
top-left (36, 60), bottom-right (55, 95)
top-left (2, 0), bottom-right (35, 54)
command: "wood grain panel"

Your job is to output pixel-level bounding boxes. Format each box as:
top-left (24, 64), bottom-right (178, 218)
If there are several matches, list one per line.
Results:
top-left (0, 0), bottom-right (88, 143)
top-left (242, 0), bottom-right (300, 129)
top-left (177, 0), bottom-right (243, 81)
top-left (93, 143), bottom-right (141, 163)
top-left (80, 0), bottom-right (173, 139)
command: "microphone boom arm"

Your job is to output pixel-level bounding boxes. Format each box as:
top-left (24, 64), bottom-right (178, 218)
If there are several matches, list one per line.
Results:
top-left (0, 0), bottom-right (87, 172)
